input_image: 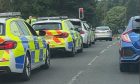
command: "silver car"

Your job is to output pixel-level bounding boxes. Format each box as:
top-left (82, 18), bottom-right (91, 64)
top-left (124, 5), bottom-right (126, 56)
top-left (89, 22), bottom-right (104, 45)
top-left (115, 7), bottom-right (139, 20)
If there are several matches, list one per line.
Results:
top-left (95, 26), bottom-right (112, 41)
top-left (69, 19), bottom-right (91, 48)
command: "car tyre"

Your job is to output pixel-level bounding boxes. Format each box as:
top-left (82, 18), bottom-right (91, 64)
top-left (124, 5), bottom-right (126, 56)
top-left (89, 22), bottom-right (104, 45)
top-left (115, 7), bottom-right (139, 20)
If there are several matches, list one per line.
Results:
top-left (41, 49), bottom-right (50, 69)
top-left (67, 44), bottom-right (76, 57)
top-left (77, 43), bottom-right (83, 53)
top-left (21, 54), bottom-right (31, 81)
top-left (120, 63), bottom-right (129, 72)
top-left (109, 38), bottom-right (112, 41)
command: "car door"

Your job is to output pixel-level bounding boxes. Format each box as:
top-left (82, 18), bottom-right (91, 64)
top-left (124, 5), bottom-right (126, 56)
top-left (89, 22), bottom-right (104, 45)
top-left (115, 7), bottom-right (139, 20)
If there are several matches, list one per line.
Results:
top-left (66, 21), bottom-right (79, 49)
top-left (25, 22), bottom-right (45, 62)
top-left (15, 20), bottom-right (37, 65)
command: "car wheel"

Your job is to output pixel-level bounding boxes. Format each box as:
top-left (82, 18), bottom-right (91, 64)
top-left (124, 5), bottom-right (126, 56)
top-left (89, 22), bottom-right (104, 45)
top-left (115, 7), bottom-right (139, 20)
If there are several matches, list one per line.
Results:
top-left (21, 54), bottom-right (31, 81)
top-left (120, 63), bottom-right (129, 72)
top-left (42, 49), bottom-right (50, 69)
top-left (109, 38), bottom-right (112, 41)
top-left (67, 44), bottom-right (76, 57)
top-left (92, 41), bottom-right (95, 44)
top-left (83, 43), bottom-right (89, 48)
top-left (77, 43), bottom-right (83, 53)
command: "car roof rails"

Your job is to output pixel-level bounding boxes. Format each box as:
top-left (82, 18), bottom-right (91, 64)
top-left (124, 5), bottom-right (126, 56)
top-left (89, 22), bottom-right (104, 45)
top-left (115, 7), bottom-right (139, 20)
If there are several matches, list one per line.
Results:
top-left (38, 16), bottom-right (68, 21)
top-left (0, 12), bottom-right (21, 18)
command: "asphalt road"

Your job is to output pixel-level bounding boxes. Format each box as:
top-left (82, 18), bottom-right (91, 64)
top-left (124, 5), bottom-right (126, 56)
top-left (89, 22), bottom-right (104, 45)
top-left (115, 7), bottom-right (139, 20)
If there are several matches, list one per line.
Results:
top-left (0, 39), bottom-right (139, 84)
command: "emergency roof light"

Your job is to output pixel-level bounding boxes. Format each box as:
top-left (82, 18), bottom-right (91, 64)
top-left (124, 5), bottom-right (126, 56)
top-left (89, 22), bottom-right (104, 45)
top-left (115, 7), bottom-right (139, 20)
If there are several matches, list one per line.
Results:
top-left (0, 12), bottom-right (21, 17)
top-left (38, 16), bottom-right (68, 20)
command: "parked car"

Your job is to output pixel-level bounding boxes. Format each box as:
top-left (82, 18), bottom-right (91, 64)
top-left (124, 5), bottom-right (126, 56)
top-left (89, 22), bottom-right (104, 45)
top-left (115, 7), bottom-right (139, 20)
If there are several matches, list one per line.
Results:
top-left (69, 19), bottom-right (91, 48)
top-left (119, 16), bottom-right (140, 72)
top-left (0, 12), bottom-right (50, 81)
top-left (95, 26), bottom-right (112, 41)
top-left (83, 21), bottom-right (95, 45)
top-left (33, 17), bottom-right (83, 57)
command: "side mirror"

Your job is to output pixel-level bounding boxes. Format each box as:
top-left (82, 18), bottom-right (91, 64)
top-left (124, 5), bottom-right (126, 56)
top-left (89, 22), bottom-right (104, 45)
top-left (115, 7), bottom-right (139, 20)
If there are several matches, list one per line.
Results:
top-left (75, 27), bottom-right (82, 32)
top-left (38, 31), bottom-right (46, 36)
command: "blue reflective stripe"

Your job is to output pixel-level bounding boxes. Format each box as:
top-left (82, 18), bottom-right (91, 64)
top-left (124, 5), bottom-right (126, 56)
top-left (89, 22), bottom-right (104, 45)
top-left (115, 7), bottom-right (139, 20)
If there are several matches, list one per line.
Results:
top-left (33, 37), bottom-right (40, 49)
top-left (20, 37), bottom-right (29, 51)
top-left (15, 55), bottom-right (24, 69)
top-left (39, 49), bottom-right (44, 61)
top-left (31, 51), bottom-right (35, 63)
top-left (68, 42), bottom-right (73, 49)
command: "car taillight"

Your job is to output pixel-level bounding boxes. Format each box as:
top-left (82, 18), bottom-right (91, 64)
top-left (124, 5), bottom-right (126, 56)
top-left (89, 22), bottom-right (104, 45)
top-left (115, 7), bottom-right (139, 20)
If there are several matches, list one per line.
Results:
top-left (55, 32), bottom-right (69, 38)
top-left (121, 30), bottom-right (132, 43)
top-left (0, 41), bottom-right (17, 50)
top-left (80, 31), bottom-right (85, 34)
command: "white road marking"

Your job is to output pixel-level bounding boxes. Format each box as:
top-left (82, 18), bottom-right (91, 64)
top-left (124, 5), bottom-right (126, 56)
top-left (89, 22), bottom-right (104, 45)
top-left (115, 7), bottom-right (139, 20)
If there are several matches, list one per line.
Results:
top-left (107, 46), bottom-right (110, 49)
top-left (88, 56), bottom-right (99, 66)
top-left (100, 49), bottom-right (106, 54)
top-left (109, 45), bottom-right (112, 47)
top-left (68, 70), bottom-right (84, 84)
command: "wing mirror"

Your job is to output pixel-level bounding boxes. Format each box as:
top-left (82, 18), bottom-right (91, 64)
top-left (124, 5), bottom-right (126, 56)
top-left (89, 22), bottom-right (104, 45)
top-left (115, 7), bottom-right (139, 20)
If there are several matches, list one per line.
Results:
top-left (38, 30), bottom-right (46, 36)
top-left (75, 27), bottom-right (82, 32)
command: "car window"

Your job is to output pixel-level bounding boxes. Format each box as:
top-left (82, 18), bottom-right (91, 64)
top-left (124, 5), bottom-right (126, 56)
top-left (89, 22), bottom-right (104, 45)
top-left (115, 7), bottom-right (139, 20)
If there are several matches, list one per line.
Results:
top-left (66, 21), bottom-right (75, 30)
top-left (10, 21), bottom-right (23, 36)
top-left (83, 23), bottom-right (88, 30)
top-left (132, 19), bottom-right (140, 29)
top-left (16, 20), bottom-right (31, 36)
top-left (25, 22), bottom-right (38, 36)
top-left (33, 23), bottom-right (62, 30)
top-left (96, 27), bottom-right (110, 30)
top-left (0, 23), bottom-right (5, 35)
top-left (70, 21), bottom-right (82, 28)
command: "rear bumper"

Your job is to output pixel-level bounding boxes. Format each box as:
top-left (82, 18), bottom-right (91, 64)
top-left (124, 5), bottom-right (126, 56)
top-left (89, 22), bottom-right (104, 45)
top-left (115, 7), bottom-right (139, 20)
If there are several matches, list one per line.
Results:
top-left (95, 33), bottom-right (112, 39)
top-left (0, 66), bottom-right (11, 73)
top-left (120, 41), bottom-right (140, 63)
top-left (50, 47), bottom-right (65, 52)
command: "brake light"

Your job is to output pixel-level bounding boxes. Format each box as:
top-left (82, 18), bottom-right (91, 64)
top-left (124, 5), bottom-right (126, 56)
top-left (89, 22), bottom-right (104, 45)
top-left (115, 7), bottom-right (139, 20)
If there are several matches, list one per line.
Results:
top-left (55, 32), bottom-right (69, 38)
top-left (0, 41), bottom-right (17, 50)
top-left (80, 31), bottom-right (85, 34)
top-left (121, 30), bottom-right (132, 43)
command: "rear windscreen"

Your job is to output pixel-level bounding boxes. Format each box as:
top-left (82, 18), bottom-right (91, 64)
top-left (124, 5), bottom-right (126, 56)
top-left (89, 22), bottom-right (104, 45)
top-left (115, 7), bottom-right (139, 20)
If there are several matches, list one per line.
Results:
top-left (33, 23), bottom-right (62, 30)
top-left (133, 19), bottom-right (140, 29)
top-left (70, 21), bottom-right (81, 28)
top-left (96, 27), bottom-right (110, 30)
top-left (0, 23), bottom-right (5, 35)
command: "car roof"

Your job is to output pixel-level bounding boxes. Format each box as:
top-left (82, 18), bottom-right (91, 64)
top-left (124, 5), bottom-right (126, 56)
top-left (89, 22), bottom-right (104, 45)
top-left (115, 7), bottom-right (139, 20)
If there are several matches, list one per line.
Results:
top-left (68, 19), bottom-right (81, 22)
top-left (34, 20), bottom-right (62, 24)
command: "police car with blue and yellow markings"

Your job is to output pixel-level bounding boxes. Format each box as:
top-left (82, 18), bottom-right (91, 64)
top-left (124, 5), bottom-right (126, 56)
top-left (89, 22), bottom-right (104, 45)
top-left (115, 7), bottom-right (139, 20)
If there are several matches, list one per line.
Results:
top-left (0, 12), bottom-right (50, 81)
top-left (33, 17), bottom-right (83, 57)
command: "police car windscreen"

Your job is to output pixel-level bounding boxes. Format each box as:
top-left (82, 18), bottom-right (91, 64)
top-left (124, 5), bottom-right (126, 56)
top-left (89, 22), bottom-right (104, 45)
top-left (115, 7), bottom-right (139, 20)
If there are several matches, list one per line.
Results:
top-left (33, 23), bottom-right (62, 30)
top-left (0, 23), bottom-right (5, 35)
top-left (70, 21), bottom-right (82, 28)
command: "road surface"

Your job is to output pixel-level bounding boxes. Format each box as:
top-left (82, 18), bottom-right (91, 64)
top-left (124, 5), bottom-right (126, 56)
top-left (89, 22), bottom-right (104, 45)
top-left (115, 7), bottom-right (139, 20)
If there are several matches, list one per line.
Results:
top-left (0, 40), bottom-right (139, 84)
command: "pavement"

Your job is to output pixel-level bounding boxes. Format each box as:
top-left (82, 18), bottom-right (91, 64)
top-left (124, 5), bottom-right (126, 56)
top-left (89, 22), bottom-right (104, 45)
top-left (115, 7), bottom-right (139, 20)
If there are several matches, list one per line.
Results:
top-left (0, 40), bottom-right (139, 84)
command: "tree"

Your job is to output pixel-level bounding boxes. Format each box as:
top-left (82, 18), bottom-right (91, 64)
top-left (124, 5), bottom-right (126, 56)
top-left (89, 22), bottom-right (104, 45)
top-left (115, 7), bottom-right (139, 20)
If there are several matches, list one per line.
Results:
top-left (104, 6), bottom-right (126, 34)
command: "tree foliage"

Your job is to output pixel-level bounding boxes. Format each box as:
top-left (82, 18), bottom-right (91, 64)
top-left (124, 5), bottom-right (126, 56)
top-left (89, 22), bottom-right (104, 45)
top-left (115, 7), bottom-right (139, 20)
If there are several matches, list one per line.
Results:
top-left (104, 6), bottom-right (126, 33)
top-left (0, 0), bottom-right (96, 24)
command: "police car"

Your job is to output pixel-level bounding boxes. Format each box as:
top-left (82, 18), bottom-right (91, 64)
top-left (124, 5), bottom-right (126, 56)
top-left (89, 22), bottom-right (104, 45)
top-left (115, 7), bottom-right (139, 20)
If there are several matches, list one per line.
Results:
top-left (33, 17), bottom-right (83, 57)
top-left (0, 12), bottom-right (50, 80)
